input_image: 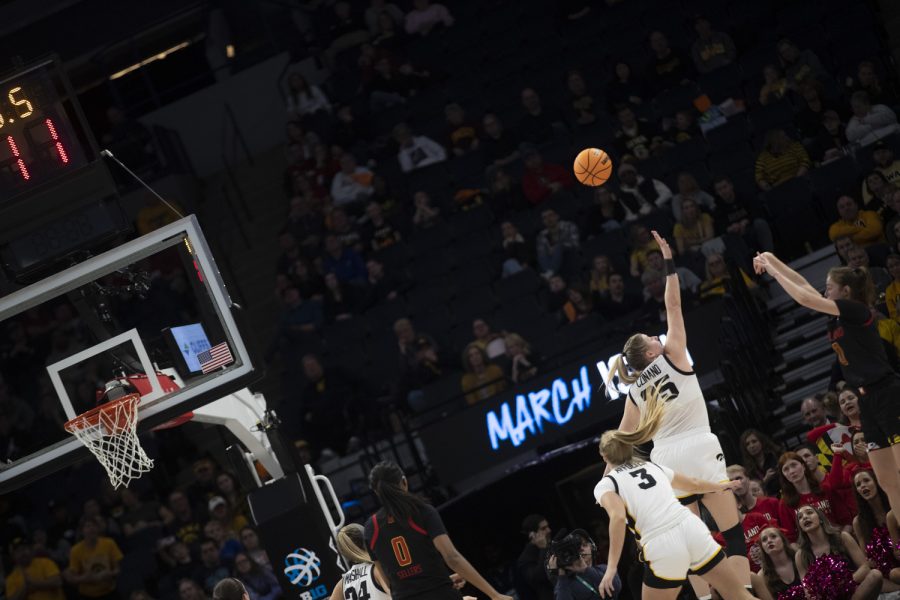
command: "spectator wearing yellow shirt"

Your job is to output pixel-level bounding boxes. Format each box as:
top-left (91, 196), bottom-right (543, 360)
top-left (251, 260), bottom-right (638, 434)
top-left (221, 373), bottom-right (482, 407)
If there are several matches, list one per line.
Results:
top-left (754, 129), bottom-right (810, 190)
top-left (827, 195), bottom-right (885, 246)
top-left (65, 517), bottom-right (123, 600)
top-left (460, 344), bottom-right (506, 405)
top-left (673, 198), bottom-right (718, 255)
top-left (885, 254), bottom-right (900, 321)
top-left (6, 538), bottom-right (64, 600)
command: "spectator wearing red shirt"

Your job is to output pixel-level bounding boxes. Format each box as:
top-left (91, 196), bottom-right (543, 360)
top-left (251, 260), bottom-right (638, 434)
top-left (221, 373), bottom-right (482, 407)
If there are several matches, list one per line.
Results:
top-left (728, 465), bottom-right (782, 572)
top-left (520, 145), bottom-right (573, 205)
top-left (776, 452), bottom-right (854, 541)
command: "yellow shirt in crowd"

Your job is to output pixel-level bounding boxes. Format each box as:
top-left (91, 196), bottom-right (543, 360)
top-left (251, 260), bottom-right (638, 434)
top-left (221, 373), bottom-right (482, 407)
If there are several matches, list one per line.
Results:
top-left (67, 537), bottom-right (123, 598)
top-left (6, 558), bottom-right (64, 600)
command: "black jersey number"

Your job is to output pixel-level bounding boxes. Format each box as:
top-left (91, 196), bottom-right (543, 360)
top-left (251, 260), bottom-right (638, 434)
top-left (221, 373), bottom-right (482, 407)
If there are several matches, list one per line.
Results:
top-left (640, 374), bottom-right (680, 403)
top-left (345, 582), bottom-right (371, 600)
top-left (630, 468), bottom-right (657, 489)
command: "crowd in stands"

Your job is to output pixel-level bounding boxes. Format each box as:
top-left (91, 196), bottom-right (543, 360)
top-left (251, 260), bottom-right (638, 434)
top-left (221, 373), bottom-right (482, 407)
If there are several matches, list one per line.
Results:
top-left (4, 457), bottom-right (283, 600)
top-left (5, 0), bottom-right (900, 599)
top-left (267, 0), bottom-right (900, 458)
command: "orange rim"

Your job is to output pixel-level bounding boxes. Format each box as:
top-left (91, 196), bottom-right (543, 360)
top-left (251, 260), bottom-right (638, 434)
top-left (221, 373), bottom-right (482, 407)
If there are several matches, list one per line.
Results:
top-left (64, 393), bottom-right (141, 435)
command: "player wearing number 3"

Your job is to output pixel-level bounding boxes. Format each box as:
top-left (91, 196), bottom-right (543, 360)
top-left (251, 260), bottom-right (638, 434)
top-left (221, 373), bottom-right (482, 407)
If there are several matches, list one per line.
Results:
top-left (753, 253), bottom-right (900, 527)
top-left (607, 231), bottom-right (748, 594)
top-left (364, 462), bottom-right (513, 600)
top-left (594, 399), bottom-right (754, 599)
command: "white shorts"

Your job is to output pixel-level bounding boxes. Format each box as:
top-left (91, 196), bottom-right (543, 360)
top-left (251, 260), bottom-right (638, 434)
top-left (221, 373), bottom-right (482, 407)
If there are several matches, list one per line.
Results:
top-left (650, 430), bottom-right (728, 498)
top-left (641, 514), bottom-right (725, 589)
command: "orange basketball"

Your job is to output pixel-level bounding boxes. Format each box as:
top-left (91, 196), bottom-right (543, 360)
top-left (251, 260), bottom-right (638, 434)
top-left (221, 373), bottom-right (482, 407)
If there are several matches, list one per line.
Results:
top-left (573, 148), bottom-right (613, 187)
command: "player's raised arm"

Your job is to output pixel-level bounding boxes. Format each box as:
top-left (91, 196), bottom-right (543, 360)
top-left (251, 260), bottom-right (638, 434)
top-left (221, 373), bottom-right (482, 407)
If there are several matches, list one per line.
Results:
top-left (754, 252), bottom-right (839, 316)
top-left (651, 230), bottom-right (689, 367)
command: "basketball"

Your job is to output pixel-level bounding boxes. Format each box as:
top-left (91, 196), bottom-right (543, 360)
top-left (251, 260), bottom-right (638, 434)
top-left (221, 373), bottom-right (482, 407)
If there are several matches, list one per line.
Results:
top-left (573, 147), bottom-right (613, 187)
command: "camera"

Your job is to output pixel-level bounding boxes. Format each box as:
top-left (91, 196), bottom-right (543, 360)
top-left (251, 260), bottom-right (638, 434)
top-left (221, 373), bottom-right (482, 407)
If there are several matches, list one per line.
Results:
top-left (549, 529), bottom-right (597, 569)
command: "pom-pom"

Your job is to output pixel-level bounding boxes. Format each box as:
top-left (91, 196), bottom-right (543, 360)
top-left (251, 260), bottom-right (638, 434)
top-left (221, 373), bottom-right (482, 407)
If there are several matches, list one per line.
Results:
top-left (865, 526), bottom-right (898, 576)
top-left (777, 585), bottom-right (806, 600)
top-left (802, 554), bottom-right (858, 600)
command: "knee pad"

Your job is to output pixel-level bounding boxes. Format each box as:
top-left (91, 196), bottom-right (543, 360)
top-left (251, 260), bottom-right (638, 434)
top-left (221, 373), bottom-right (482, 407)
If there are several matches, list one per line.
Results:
top-left (722, 523), bottom-right (746, 558)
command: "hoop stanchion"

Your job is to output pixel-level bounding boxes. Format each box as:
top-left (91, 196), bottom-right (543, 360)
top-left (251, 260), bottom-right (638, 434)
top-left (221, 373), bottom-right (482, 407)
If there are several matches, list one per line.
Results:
top-left (63, 394), bottom-right (153, 489)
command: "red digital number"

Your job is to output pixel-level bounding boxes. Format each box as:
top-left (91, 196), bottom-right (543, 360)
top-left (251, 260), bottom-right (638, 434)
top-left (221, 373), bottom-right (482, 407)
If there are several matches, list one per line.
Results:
top-left (6, 135), bottom-right (29, 180)
top-left (45, 117), bottom-right (69, 164)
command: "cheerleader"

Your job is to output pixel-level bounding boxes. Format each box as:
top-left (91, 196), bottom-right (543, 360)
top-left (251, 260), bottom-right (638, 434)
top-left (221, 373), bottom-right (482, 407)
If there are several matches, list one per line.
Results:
top-left (754, 255), bottom-right (900, 519)
top-left (330, 523), bottom-right (391, 600)
top-left (608, 231), bottom-right (748, 589)
top-left (750, 526), bottom-right (803, 600)
top-left (364, 461), bottom-right (513, 600)
top-left (795, 505), bottom-right (883, 600)
top-left (594, 388), bottom-right (753, 600)
top-left (851, 469), bottom-right (900, 591)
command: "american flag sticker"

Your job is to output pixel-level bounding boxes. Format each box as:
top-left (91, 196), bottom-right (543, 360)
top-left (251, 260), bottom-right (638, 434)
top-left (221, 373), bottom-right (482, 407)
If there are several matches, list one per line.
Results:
top-left (197, 342), bottom-right (234, 374)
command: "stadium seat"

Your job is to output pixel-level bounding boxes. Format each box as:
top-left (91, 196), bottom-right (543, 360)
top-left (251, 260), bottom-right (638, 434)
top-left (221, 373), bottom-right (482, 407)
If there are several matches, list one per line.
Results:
top-left (364, 298), bottom-right (409, 336)
top-left (407, 278), bottom-right (454, 317)
top-left (663, 137), bottom-right (710, 173)
top-left (451, 286), bottom-right (500, 324)
top-left (453, 230), bottom-right (496, 262)
top-left (494, 269), bottom-right (543, 304)
top-left (810, 156), bottom-right (859, 208)
top-left (420, 372), bottom-right (465, 413)
top-left (405, 163), bottom-right (453, 200)
top-left (409, 222), bottom-right (454, 254)
top-left (707, 143), bottom-right (755, 176)
top-left (704, 116), bottom-right (750, 151)
top-left (450, 264), bottom-right (496, 294)
top-left (447, 150), bottom-right (488, 188)
top-left (748, 99), bottom-right (796, 135)
top-left (450, 205), bottom-right (496, 235)
top-left (322, 316), bottom-right (367, 347)
top-left (699, 71), bottom-right (744, 104)
top-left (410, 252), bottom-right (455, 282)
top-left (494, 296), bottom-right (545, 331)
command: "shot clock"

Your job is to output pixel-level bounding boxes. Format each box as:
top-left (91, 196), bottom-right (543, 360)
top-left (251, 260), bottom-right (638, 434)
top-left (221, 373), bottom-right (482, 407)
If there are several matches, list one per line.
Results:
top-left (0, 60), bottom-right (91, 199)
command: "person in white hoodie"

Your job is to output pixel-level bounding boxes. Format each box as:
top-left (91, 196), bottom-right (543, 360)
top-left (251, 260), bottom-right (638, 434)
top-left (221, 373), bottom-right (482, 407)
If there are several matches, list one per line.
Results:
top-left (392, 123), bottom-right (447, 172)
top-left (846, 90), bottom-right (900, 148)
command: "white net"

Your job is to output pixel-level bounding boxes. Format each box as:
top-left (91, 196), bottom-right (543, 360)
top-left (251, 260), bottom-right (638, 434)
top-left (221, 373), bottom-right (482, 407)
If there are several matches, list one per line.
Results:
top-left (64, 394), bottom-right (154, 489)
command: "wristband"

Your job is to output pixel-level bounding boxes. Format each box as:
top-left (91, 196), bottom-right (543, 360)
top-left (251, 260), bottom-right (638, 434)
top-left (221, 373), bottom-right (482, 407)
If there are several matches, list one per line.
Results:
top-left (664, 259), bottom-right (676, 276)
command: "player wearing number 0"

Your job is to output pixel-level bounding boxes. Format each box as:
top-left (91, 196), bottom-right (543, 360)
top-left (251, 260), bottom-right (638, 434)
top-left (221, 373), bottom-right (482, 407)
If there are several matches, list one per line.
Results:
top-left (606, 231), bottom-right (749, 592)
top-left (753, 254), bottom-right (900, 525)
top-left (331, 523), bottom-right (392, 600)
top-left (594, 394), bottom-right (754, 600)
top-left (364, 462), bottom-right (513, 600)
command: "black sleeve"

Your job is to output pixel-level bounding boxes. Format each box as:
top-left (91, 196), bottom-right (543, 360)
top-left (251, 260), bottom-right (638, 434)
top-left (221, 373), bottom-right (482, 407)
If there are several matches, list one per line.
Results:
top-left (420, 504), bottom-right (448, 539)
top-left (835, 299), bottom-right (872, 325)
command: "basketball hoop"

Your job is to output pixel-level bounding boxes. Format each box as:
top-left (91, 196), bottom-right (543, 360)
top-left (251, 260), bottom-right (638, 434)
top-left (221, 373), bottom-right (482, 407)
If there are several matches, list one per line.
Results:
top-left (64, 393), bottom-right (153, 489)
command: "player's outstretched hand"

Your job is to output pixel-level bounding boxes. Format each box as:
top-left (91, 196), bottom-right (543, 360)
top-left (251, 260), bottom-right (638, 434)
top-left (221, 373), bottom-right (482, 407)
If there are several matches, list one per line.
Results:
top-left (752, 252), bottom-right (773, 275)
top-left (651, 230), bottom-right (672, 259)
top-left (598, 567), bottom-right (618, 598)
top-left (719, 479), bottom-right (742, 493)
top-left (449, 573), bottom-right (466, 590)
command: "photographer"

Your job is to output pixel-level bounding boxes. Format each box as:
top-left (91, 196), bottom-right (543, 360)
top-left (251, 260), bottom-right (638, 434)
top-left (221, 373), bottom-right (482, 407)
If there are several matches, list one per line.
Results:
top-left (550, 530), bottom-right (621, 599)
top-left (515, 515), bottom-right (554, 600)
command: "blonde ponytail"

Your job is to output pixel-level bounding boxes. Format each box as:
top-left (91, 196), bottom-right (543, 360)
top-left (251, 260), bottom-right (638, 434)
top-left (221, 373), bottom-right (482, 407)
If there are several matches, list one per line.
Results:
top-left (606, 334), bottom-right (651, 389)
top-left (600, 384), bottom-right (666, 465)
top-left (336, 524), bottom-right (372, 566)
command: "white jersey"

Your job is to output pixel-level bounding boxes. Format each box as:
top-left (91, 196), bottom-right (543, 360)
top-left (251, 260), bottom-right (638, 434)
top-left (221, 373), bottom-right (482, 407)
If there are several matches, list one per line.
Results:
top-left (627, 353), bottom-right (708, 439)
top-left (342, 562), bottom-right (390, 600)
top-left (594, 461), bottom-right (690, 542)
